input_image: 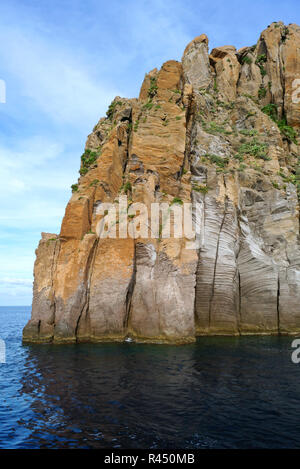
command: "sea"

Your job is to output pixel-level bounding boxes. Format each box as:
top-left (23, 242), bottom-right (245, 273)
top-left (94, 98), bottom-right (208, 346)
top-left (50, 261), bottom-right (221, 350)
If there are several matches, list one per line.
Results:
top-left (0, 306), bottom-right (300, 449)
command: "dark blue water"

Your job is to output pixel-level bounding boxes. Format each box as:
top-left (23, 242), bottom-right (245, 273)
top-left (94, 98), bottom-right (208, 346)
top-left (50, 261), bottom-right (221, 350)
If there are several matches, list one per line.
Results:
top-left (1, 306), bottom-right (300, 448)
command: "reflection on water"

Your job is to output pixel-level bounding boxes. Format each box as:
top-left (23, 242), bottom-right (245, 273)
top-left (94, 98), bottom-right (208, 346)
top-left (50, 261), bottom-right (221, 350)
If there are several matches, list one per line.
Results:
top-left (1, 307), bottom-right (300, 448)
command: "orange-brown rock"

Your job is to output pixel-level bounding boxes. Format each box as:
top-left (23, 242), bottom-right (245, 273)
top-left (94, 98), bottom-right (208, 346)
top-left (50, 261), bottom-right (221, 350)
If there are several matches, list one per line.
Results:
top-left (182, 33), bottom-right (211, 90)
top-left (210, 46), bottom-right (240, 101)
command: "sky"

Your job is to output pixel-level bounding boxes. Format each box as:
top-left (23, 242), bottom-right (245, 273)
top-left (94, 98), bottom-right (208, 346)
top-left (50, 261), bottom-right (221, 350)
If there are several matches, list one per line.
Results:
top-left (0, 0), bottom-right (299, 305)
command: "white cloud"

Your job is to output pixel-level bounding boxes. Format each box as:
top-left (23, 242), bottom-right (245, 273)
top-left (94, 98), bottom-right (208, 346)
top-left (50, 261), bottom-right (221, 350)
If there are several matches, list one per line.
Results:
top-left (0, 25), bottom-right (120, 128)
top-left (1, 278), bottom-right (32, 287)
top-left (0, 136), bottom-right (65, 195)
top-left (0, 277), bottom-right (33, 306)
top-left (115, 0), bottom-right (191, 67)
top-left (0, 247), bottom-right (35, 279)
top-left (0, 134), bottom-right (76, 234)
top-left (0, 136), bottom-right (64, 168)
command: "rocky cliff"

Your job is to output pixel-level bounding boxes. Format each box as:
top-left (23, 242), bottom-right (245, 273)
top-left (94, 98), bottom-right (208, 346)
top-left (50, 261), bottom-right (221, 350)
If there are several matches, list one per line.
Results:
top-left (23, 22), bottom-right (300, 344)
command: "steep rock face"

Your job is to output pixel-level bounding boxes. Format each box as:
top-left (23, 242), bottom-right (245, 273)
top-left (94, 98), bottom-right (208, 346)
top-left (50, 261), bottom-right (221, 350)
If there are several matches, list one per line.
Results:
top-left (24, 22), bottom-right (300, 344)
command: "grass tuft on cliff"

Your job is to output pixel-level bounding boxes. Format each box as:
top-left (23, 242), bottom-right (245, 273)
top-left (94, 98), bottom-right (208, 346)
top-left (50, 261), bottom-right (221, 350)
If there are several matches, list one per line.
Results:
top-left (261, 103), bottom-right (297, 143)
top-left (79, 149), bottom-right (99, 176)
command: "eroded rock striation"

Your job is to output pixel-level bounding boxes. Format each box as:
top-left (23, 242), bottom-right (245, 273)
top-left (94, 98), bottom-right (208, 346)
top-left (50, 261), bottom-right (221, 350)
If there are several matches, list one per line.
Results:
top-left (24, 22), bottom-right (300, 344)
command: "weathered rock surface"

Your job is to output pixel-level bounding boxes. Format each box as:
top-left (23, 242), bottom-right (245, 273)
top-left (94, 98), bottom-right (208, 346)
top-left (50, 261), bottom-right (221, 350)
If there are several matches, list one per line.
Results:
top-left (24, 23), bottom-right (300, 344)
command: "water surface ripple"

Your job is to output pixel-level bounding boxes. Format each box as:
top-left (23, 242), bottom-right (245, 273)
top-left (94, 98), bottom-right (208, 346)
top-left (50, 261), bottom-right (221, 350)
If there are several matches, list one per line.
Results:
top-left (0, 307), bottom-right (300, 448)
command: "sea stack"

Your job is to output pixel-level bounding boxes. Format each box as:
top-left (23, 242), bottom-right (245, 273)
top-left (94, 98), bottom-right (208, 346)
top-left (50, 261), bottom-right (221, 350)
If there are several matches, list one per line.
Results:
top-left (24, 22), bottom-right (300, 344)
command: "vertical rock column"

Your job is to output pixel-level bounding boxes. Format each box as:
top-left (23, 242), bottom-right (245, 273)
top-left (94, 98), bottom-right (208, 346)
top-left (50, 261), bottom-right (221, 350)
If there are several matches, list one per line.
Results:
top-left (126, 60), bottom-right (198, 343)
